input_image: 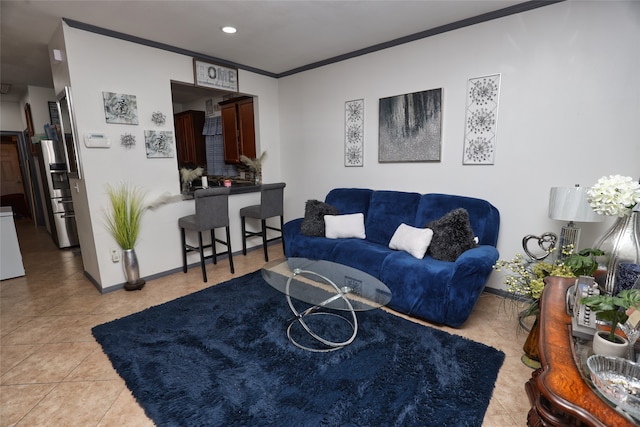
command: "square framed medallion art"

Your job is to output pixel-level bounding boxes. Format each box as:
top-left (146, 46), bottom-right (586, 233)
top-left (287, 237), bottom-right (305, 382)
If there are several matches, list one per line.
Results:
top-left (103, 92), bottom-right (139, 125)
top-left (463, 74), bottom-right (501, 165)
top-left (144, 130), bottom-right (174, 158)
top-left (378, 88), bottom-right (442, 162)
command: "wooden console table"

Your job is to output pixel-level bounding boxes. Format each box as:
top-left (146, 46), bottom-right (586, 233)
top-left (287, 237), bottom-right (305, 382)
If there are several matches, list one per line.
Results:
top-left (525, 276), bottom-right (636, 426)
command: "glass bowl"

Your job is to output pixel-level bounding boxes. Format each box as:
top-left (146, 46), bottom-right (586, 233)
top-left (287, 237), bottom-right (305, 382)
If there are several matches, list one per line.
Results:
top-left (587, 354), bottom-right (640, 419)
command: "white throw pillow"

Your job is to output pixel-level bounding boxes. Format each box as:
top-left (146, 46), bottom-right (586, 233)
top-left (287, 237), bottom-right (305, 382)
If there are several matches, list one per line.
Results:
top-left (324, 213), bottom-right (366, 239)
top-left (388, 223), bottom-right (434, 259)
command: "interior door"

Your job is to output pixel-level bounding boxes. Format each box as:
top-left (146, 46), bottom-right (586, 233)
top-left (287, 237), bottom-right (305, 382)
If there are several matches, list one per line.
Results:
top-left (0, 141), bottom-right (24, 195)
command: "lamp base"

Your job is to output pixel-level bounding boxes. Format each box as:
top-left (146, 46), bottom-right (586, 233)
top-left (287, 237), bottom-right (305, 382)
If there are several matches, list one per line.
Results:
top-left (557, 221), bottom-right (581, 256)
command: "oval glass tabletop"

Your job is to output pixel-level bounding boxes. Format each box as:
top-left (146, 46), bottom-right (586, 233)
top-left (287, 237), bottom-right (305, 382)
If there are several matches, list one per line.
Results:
top-left (261, 257), bottom-right (392, 311)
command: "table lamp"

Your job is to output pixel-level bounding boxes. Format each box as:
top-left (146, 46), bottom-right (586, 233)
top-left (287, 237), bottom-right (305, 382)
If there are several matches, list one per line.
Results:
top-left (548, 185), bottom-right (602, 252)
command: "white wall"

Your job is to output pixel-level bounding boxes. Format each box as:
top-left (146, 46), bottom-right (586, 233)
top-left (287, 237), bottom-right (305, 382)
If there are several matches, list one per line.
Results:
top-left (24, 86), bottom-right (56, 137)
top-left (0, 102), bottom-right (23, 131)
top-left (0, 85), bottom-right (54, 135)
top-left (59, 23), bottom-right (280, 291)
top-left (277, 1), bottom-right (640, 290)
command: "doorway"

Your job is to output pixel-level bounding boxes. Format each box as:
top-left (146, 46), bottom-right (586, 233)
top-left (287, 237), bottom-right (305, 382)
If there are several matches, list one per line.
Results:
top-left (1, 134), bottom-right (29, 217)
top-left (0, 132), bottom-right (45, 225)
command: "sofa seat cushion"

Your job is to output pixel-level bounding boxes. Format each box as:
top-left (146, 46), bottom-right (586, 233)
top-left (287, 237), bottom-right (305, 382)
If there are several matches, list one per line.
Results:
top-left (381, 252), bottom-right (453, 323)
top-left (365, 191), bottom-right (421, 246)
top-left (283, 219), bottom-right (341, 260)
top-left (329, 239), bottom-right (392, 280)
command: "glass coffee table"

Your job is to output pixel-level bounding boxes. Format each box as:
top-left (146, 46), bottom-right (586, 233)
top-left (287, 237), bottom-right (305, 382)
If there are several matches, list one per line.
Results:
top-left (261, 258), bottom-right (392, 352)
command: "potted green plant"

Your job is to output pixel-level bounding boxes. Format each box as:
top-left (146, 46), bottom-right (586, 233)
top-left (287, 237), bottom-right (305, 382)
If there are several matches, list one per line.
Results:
top-left (580, 289), bottom-right (640, 346)
top-left (104, 183), bottom-right (147, 290)
top-left (563, 248), bottom-right (604, 277)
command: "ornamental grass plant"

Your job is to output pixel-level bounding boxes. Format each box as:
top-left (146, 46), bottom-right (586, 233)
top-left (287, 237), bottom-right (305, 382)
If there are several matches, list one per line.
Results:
top-left (105, 183), bottom-right (146, 250)
top-left (239, 151), bottom-right (267, 174)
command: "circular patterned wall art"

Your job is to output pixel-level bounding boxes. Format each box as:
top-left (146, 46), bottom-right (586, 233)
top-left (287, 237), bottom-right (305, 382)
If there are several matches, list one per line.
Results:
top-left (463, 74), bottom-right (501, 165)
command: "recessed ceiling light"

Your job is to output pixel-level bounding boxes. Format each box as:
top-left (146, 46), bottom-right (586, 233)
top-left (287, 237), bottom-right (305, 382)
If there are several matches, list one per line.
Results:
top-left (221, 26), bottom-right (237, 34)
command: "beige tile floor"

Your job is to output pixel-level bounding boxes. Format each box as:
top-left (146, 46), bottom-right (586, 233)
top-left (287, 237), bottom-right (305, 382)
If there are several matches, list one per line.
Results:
top-left (1, 218), bottom-right (533, 426)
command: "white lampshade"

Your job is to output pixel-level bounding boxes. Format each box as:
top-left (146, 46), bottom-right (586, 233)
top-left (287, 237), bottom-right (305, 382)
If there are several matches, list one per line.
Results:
top-left (548, 186), bottom-right (603, 223)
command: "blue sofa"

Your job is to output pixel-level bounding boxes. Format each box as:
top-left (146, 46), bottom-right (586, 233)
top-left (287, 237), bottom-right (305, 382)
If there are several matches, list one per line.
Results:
top-left (283, 188), bottom-right (500, 327)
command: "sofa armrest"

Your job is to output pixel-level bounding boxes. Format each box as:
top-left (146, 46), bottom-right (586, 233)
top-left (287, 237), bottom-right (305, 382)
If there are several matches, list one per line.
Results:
top-left (283, 218), bottom-right (303, 254)
top-left (444, 245), bottom-right (499, 327)
top-left (453, 245), bottom-right (499, 270)
top-left (283, 218), bottom-right (303, 235)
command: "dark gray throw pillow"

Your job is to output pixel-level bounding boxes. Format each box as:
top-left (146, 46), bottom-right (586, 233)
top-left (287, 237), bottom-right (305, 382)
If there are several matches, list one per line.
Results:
top-left (300, 200), bottom-right (339, 236)
top-left (426, 208), bottom-right (477, 262)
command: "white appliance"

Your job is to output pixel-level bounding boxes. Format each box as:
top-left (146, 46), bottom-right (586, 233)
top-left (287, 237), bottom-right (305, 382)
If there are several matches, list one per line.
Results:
top-left (1, 207), bottom-right (25, 279)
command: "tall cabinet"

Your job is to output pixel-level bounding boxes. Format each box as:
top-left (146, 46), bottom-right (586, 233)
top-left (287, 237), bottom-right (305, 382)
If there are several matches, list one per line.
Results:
top-left (220, 97), bottom-right (256, 164)
top-left (174, 110), bottom-right (206, 167)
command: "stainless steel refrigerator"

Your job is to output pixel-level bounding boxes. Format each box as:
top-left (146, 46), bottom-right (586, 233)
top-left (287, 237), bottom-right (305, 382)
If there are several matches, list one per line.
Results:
top-left (37, 139), bottom-right (79, 248)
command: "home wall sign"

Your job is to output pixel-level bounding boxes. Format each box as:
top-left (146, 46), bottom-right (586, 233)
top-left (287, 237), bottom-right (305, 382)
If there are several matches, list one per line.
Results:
top-left (194, 59), bottom-right (238, 92)
top-left (378, 88), bottom-right (443, 162)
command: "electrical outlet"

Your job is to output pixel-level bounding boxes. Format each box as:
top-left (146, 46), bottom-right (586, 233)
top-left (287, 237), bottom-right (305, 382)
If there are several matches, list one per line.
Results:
top-left (110, 249), bottom-right (120, 263)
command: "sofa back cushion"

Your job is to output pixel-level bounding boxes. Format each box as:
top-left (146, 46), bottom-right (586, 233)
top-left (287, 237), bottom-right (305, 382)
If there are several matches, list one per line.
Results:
top-left (365, 191), bottom-right (422, 246)
top-left (415, 193), bottom-right (500, 246)
top-left (325, 188), bottom-right (373, 216)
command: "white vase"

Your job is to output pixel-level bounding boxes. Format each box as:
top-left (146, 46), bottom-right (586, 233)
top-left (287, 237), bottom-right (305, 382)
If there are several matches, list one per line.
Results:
top-left (592, 330), bottom-right (629, 358)
top-left (593, 211), bottom-right (640, 294)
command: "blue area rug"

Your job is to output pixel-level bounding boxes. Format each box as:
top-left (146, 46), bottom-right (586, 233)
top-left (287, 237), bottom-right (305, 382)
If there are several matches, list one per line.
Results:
top-left (92, 271), bottom-right (505, 426)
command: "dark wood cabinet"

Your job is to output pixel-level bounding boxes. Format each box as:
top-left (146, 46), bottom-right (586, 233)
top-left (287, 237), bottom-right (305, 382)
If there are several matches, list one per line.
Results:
top-left (220, 97), bottom-right (256, 164)
top-left (526, 276), bottom-right (635, 426)
top-left (174, 110), bottom-right (206, 167)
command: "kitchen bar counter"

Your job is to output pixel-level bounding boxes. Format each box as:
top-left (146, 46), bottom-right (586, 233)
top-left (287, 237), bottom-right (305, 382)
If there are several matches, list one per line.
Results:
top-left (181, 184), bottom-right (261, 199)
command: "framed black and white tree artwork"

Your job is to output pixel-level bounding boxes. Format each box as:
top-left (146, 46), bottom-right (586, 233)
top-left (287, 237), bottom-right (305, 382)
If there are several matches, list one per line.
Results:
top-left (463, 74), bottom-right (501, 165)
top-left (345, 99), bottom-right (364, 167)
top-left (378, 88), bottom-right (442, 162)
top-left (144, 130), bottom-right (174, 158)
top-left (103, 92), bottom-right (139, 125)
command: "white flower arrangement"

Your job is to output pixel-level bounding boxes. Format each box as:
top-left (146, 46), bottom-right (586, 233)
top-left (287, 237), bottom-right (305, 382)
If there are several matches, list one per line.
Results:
top-left (180, 166), bottom-right (203, 184)
top-left (587, 175), bottom-right (640, 217)
top-left (240, 151), bottom-right (266, 173)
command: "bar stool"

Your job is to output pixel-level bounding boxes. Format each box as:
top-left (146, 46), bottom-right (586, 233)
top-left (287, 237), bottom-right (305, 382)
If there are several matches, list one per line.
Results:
top-left (240, 182), bottom-right (286, 262)
top-left (178, 187), bottom-right (234, 282)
